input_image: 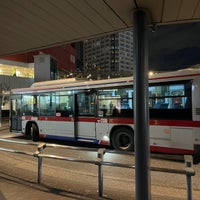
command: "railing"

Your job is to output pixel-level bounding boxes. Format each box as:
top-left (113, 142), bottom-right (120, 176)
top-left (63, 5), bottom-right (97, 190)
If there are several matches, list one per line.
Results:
top-left (0, 138), bottom-right (195, 200)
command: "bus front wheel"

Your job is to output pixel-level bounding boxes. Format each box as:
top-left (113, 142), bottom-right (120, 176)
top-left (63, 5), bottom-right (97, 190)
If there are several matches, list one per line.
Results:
top-left (31, 124), bottom-right (39, 141)
top-left (112, 128), bottom-right (134, 151)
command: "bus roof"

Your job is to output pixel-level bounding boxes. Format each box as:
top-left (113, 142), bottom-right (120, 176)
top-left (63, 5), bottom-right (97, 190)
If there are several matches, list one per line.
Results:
top-left (10, 67), bottom-right (200, 94)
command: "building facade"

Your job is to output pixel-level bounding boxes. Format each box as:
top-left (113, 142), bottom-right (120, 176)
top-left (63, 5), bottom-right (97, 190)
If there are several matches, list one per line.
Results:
top-left (1, 44), bottom-right (76, 78)
top-left (83, 30), bottom-right (134, 79)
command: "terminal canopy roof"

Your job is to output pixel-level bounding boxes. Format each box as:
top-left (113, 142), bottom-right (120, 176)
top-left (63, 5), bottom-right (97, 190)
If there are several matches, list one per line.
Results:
top-left (0, 0), bottom-right (200, 56)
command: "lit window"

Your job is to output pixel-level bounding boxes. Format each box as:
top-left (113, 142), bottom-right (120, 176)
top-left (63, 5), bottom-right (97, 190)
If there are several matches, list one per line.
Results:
top-left (70, 55), bottom-right (75, 64)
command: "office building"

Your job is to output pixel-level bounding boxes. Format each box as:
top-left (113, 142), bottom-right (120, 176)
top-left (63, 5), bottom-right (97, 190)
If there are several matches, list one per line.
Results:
top-left (83, 30), bottom-right (134, 79)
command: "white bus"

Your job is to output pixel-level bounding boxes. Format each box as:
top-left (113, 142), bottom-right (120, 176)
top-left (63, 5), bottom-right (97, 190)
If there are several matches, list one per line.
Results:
top-left (10, 68), bottom-right (200, 162)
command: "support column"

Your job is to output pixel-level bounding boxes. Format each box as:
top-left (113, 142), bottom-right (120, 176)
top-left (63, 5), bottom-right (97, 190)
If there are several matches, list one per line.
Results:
top-left (133, 9), bottom-right (150, 200)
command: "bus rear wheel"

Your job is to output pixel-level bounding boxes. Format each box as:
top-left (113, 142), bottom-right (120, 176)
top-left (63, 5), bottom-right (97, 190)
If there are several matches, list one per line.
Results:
top-left (31, 123), bottom-right (39, 141)
top-left (112, 128), bottom-right (134, 151)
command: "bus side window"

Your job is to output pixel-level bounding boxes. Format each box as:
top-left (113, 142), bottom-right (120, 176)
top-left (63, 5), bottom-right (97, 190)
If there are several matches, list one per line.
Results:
top-left (153, 102), bottom-right (169, 109)
top-left (39, 93), bottom-right (56, 116)
top-left (101, 105), bottom-right (107, 117)
top-left (77, 92), bottom-right (95, 116)
top-left (173, 102), bottom-right (182, 109)
top-left (56, 95), bottom-right (74, 117)
top-left (185, 96), bottom-right (191, 108)
top-left (112, 102), bottom-right (121, 116)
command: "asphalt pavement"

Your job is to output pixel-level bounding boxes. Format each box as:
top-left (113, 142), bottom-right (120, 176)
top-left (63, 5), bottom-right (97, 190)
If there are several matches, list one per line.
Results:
top-left (0, 156), bottom-right (188, 200)
top-left (1, 121), bottom-right (199, 200)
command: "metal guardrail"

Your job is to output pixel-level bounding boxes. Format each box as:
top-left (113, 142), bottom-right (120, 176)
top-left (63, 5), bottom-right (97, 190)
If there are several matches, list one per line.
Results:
top-left (0, 138), bottom-right (195, 199)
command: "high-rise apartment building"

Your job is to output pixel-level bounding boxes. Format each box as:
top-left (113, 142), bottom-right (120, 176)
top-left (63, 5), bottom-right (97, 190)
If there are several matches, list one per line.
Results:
top-left (83, 30), bottom-right (134, 79)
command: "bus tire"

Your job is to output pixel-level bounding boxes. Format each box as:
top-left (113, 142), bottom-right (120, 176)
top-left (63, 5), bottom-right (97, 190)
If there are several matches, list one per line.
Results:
top-left (31, 123), bottom-right (39, 142)
top-left (112, 128), bottom-right (134, 151)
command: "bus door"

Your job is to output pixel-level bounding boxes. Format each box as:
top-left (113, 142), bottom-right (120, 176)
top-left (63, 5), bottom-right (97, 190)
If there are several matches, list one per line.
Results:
top-left (10, 95), bottom-right (22, 132)
top-left (74, 91), bottom-right (97, 141)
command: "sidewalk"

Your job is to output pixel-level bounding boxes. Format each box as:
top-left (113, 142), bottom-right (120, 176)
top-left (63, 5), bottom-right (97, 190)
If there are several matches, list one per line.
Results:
top-left (0, 124), bottom-right (9, 131)
top-left (1, 151), bottom-right (198, 200)
top-left (0, 118), bottom-right (9, 130)
top-left (1, 122), bottom-right (199, 200)
top-left (0, 168), bottom-right (186, 200)
top-left (0, 121), bottom-right (11, 138)
top-left (1, 172), bottom-right (96, 200)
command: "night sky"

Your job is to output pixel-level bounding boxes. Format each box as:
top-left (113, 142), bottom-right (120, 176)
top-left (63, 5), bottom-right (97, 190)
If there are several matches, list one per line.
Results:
top-left (149, 22), bottom-right (200, 71)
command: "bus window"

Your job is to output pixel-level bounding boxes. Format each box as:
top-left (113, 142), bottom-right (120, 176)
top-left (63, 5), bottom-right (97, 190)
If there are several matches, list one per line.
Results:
top-left (149, 80), bottom-right (192, 119)
top-left (11, 98), bottom-right (22, 116)
top-left (22, 95), bottom-right (39, 116)
top-left (56, 92), bottom-right (74, 117)
top-left (40, 93), bottom-right (56, 116)
top-left (98, 87), bottom-right (133, 118)
top-left (10, 95), bottom-right (22, 131)
top-left (77, 91), bottom-right (95, 116)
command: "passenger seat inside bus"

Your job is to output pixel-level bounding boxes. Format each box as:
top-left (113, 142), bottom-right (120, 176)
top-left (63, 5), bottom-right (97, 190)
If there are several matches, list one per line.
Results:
top-left (153, 102), bottom-right (169, 109)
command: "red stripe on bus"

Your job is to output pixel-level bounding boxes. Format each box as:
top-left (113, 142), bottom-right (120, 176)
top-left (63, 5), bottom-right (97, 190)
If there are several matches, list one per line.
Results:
top-left (38, 116), bottom-right (74, 121)
top-left (12, 87), bottom-right (64, 93)
top-left (108, 118), bottom-right (134, 124)
top-left (99, 140), bottom-right (110, 145)
top-left (24, 116), bottom-right (74, 122)
top-left (23, 116), bottom-right (200, 127)
top-left (75, 117), bottom-right (97, 122)
top-left (149, 73), bottom-right (200, 81)
top-left (150, 119), bottom-right (200, 127)
top-left (150, 145), bottom-right (195, 155)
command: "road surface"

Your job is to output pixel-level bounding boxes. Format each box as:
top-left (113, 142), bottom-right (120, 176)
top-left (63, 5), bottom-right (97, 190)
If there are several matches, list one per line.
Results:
top-left (0, 126), bottom-right (200, 200)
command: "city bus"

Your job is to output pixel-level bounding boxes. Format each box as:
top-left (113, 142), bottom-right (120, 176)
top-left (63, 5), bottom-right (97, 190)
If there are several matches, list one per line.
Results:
top-left (10, 68), bottom-right (200, 162)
